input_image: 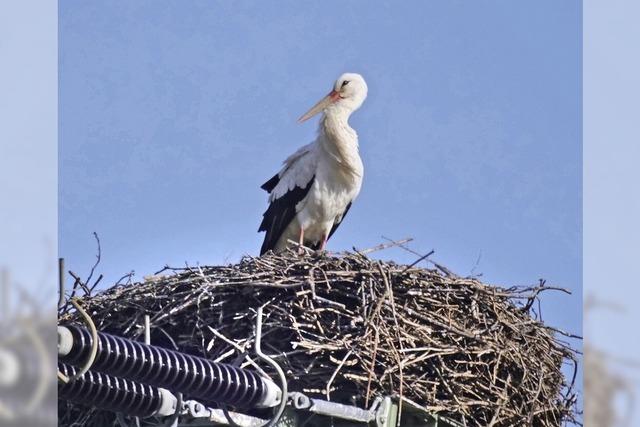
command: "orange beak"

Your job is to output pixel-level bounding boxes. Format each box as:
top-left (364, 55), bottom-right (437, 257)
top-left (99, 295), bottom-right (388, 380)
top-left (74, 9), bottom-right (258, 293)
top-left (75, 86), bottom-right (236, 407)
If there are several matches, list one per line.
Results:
top-left (298, 90), bottom-right (340, 123)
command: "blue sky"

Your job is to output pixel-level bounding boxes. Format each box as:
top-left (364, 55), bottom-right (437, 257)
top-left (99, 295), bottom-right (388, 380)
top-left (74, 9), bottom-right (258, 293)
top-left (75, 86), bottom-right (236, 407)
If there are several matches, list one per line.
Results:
top-left (60, 0), bottom-right (581, 338)
top-left (59, 0), bottom-right (581, 386)
top-left (8, 0), bottom-right (640, 424)
top-left (0, 1), bottom-right (57, 300)
top-left (584, 0), bottom-right (640, 422)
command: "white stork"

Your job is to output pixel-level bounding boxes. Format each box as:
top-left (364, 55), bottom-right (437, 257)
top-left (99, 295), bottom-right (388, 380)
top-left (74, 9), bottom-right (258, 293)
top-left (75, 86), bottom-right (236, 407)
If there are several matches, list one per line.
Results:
top-left (258, 73), bottom-right (368, 255)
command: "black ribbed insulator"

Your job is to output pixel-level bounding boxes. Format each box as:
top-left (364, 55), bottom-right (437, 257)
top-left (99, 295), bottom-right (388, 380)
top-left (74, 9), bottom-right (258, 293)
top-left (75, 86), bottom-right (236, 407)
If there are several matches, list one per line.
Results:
top-left (58, 362), bottom-right (164, 417)
top-left (60, 324), bottom-right (266, 408)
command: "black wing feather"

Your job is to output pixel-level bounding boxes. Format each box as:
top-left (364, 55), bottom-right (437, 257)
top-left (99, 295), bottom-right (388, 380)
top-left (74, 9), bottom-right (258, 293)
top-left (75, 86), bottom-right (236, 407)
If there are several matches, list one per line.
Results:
top-left (260, 174), bottom-right (280, 193)
top-left (258, 177), bottom-right (315, 255)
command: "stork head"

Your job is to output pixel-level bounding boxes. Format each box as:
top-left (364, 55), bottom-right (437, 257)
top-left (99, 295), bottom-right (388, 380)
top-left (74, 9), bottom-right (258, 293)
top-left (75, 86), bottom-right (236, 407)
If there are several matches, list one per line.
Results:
top-left (298, 73), bottom-right (368, 123)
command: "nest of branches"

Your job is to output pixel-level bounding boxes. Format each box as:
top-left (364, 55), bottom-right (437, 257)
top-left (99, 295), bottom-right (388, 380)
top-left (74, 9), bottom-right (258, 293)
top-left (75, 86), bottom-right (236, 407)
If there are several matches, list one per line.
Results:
top-left (59, 249), bottom-right (578, 426)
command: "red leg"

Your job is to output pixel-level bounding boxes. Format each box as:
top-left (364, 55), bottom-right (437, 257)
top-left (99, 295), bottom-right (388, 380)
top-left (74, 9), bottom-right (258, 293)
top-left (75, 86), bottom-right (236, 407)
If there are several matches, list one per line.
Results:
top-left (319, 234), bottom-right (328, 251)
top-left (298, 227), bottom-right (305, 254)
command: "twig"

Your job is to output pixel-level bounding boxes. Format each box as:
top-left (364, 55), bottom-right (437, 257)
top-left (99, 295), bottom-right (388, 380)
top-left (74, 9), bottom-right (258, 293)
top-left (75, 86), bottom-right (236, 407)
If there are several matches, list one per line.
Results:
top-left (84, 232), bottom-right (102, 288)
top-left (354, 237), bottom-right (414, 255)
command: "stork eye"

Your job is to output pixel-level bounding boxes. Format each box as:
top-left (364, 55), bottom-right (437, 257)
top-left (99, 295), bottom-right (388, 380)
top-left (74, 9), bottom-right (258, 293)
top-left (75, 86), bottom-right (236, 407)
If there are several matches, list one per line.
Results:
top-left (341, 80), bottom-right (349, 87)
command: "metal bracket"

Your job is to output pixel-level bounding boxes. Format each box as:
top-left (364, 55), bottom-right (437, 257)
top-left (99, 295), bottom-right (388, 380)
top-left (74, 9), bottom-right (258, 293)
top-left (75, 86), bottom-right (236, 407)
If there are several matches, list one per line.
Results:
top-left (287, 392), bottom-right (398, 426)
top-left (375, 397), bottom-right (396, 427)
top-left (178, 399), bottom-right (266, 426)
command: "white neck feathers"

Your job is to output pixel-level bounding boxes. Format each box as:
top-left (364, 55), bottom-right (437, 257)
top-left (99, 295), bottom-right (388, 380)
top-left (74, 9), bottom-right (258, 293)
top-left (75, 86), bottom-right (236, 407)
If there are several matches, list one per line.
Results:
top-left (319, 109), bottom-right (361, 177)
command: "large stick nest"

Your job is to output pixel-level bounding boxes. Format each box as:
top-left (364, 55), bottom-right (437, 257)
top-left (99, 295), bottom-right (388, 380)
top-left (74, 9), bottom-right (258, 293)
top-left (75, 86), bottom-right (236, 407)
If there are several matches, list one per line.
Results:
top-left (59, 250), bottom-right (579, 426)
